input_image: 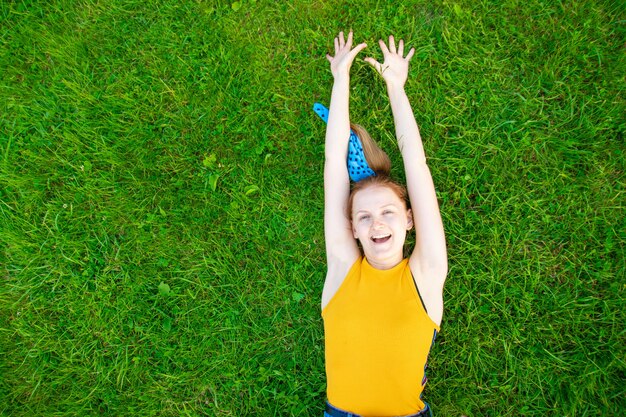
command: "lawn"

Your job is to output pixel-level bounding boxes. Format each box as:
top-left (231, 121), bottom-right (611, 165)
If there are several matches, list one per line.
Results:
top-left (1, 0), bottom-right (624, 416)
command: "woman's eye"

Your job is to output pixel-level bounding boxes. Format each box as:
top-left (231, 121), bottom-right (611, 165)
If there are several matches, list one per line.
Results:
top-left (359, 215), bottom-right (370, 221)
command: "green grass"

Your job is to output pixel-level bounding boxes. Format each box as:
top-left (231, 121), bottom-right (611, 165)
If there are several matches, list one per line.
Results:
top-left (1, 0), bottom-right (624, 416)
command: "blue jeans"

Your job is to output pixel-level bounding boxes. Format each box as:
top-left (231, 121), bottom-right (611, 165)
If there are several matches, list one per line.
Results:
top-left (324, 401), bottom-right (433, 417)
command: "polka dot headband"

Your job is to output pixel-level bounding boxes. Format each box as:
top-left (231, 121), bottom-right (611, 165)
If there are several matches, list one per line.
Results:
top-left (313, 103), bottom-right (376, 182)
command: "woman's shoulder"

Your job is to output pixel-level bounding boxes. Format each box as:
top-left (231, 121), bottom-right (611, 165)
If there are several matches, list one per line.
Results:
top-left (322, 255), bottom-right (361, 311)
top-left (408, 257), bottom-right (445, 326)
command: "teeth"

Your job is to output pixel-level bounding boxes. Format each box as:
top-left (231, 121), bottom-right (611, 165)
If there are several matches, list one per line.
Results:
top-left (372, 234), bottom-right (391, 239)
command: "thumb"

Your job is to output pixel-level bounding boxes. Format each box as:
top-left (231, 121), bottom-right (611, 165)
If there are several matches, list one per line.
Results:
top-left (364, 57), bottom-right (382, 74)
top-left (348, 42), bottom-right (367, 60)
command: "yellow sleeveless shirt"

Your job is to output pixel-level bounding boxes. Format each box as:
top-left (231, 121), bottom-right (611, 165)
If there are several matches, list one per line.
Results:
top-left (322, 257), bottom-right (439, 416)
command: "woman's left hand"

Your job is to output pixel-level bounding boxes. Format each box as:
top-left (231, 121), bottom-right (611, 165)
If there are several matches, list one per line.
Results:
top-left (365, 35), bottom-right (414, 90)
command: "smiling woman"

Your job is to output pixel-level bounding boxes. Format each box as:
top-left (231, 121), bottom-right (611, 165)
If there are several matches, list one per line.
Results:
top-left (350, 186), bottom-right (413, 270)
top-left (320, 31), bottom-right (448, 417)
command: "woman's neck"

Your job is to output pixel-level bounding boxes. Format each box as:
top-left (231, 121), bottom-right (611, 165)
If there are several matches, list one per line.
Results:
top-left (365, 253), bottom-right (404, 270)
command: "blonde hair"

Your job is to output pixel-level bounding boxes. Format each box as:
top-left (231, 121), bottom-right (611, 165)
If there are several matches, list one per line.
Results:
top-left (350, 123), bottom-right (391, 176)
top-left (347, 124), bottom-right (409, 217)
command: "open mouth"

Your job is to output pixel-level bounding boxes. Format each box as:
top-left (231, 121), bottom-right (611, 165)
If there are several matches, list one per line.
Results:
top-left (371, 234), bottom-right (391, 244)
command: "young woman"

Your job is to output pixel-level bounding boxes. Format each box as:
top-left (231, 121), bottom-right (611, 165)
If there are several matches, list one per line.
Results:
top-left (322, 31), bottom-right (448, 417)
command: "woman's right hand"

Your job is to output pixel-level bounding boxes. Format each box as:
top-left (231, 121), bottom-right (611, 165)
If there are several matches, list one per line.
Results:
top-left (326, 31), bottom-right (367, 79)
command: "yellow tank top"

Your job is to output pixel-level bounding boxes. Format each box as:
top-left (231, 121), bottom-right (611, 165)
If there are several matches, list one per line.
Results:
top-left (322, 257), bottom-right (439, 416)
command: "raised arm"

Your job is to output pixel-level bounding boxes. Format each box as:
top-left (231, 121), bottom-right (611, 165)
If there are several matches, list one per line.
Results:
top-left (366, 36), bottom-right (447, 323)
top-left (322, 31), bottom-right (366, 309)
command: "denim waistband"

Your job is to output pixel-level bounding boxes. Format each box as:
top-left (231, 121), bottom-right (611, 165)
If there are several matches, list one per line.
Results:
top-left (324, 402), bottom-right (432, 417)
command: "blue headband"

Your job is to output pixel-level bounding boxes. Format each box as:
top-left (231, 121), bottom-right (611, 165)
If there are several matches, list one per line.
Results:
top-left (313, 103), bottom-right (376, 182)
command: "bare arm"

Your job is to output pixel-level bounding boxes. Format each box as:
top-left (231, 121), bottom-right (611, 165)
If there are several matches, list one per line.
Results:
top-left (322, 31), bottom-right (365, 309)
top-left (366, 36), bottom-right (447, 323)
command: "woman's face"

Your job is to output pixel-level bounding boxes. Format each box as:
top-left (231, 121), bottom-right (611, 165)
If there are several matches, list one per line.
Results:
top-left (351, 185), bottom-right (413, 269)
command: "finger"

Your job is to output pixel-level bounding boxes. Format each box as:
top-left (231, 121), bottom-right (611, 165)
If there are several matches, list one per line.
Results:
top-left (378, 39), bottom-right (389, 55)
top-left (398, 39), bottom-right (404, 56)
top-left (349, 42), bottom-right (367, 59)
top-left (339, 31), bottom-right (345, 48)
top-left (405, 47), bottom-right (415, 61)
top-left (326, 54), bottom-right (333, 63)
top-left (389, 35), bottom-right (396, 54)
top-left (334, 37), bottom-right (339, 53)
top-left (364, 57), bottom-right (383, 74)
top-left (346, 30), bottom-right (353, 48)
